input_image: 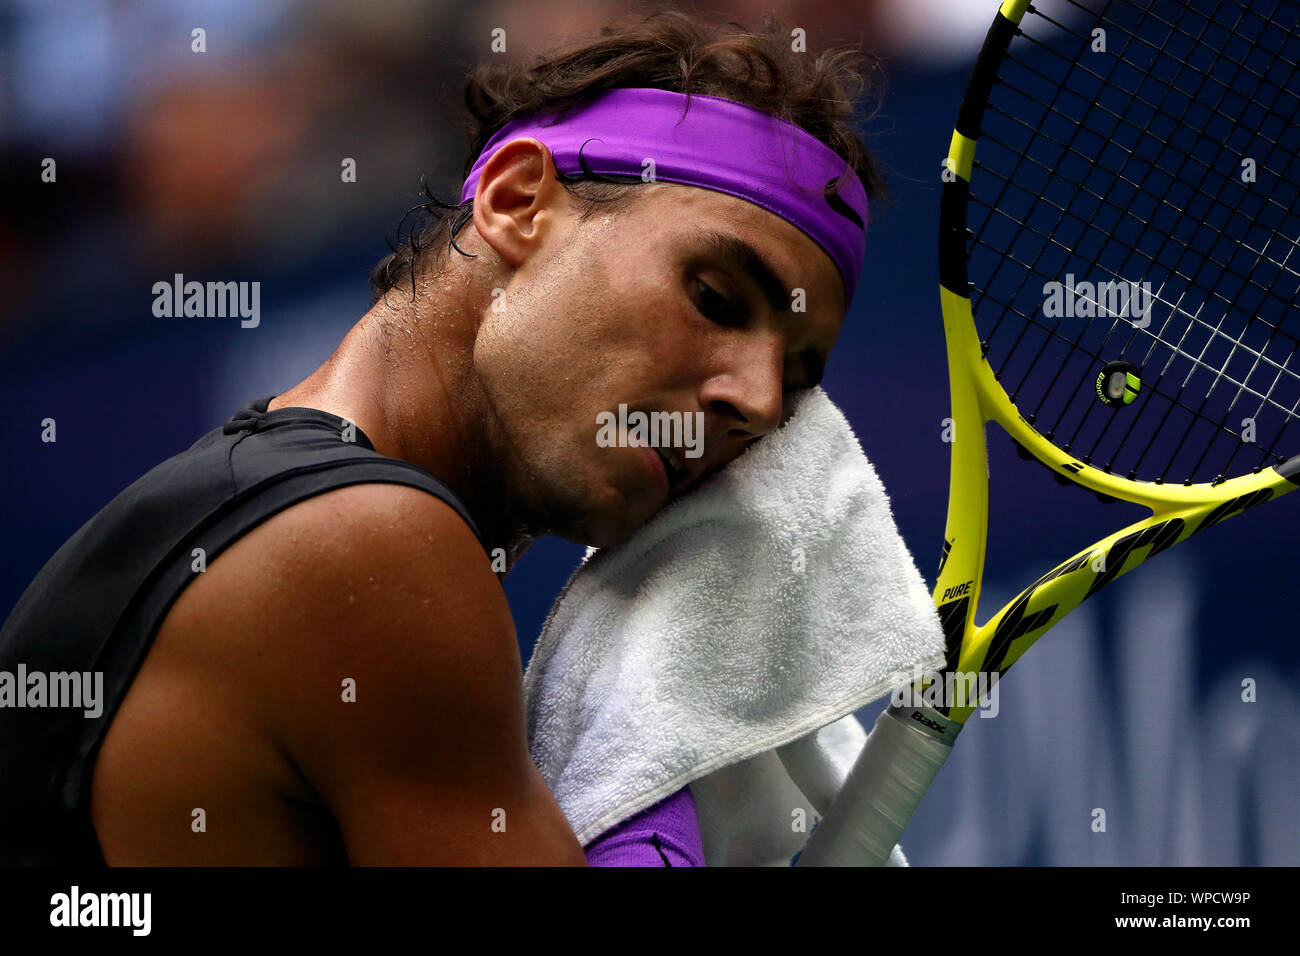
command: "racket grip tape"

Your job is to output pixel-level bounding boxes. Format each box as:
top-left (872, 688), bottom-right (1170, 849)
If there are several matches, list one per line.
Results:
top-left (794, 704), bottom-right (960, 866)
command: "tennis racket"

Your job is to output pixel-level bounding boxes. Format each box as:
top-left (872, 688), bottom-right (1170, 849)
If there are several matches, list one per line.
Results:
top-left (796, 0), bottom-right (1300, 866)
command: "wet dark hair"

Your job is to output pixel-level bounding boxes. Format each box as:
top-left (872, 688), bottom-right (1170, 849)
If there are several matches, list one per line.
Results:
top-left (370, 8), bottom-right (888, 303)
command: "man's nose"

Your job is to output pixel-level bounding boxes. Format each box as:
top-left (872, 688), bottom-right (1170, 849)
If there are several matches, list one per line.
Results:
top-left (698, 338), bottom-right (785, 441)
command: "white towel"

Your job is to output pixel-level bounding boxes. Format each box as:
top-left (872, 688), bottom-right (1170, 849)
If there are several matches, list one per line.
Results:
top-left (522, 386), bottom-right (946, 865)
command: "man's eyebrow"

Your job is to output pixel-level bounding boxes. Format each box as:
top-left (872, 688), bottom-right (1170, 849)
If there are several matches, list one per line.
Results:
top-left (693, 229), bottom-right (792, 317)
top-left (692, 228), bottom-right (828, 389)
top-left (696, 227), bottom-right (826, 390)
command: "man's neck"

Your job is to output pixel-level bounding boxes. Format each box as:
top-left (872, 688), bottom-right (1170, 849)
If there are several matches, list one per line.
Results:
top-left (268, 284), bottom-right (536, 573)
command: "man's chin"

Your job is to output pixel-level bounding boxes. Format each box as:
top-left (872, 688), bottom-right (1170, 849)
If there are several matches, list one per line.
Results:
top-left (551, 497), bottom-right (661, 550)
top-left (527, 463), bottom-right (663, 548)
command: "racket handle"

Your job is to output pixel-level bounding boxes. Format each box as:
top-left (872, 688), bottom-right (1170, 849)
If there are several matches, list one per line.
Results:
top-left (794, 704), bottom-right (960, 866)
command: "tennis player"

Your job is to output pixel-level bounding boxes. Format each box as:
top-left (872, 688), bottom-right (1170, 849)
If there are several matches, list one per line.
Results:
top-left (0, 10), bottom-right (883, 865)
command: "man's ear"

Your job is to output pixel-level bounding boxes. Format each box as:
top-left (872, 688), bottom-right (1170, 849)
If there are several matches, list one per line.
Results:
top-left (470, 138), bottom-right (565, 269)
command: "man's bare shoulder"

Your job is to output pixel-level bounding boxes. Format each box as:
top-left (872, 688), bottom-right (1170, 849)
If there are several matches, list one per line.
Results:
top-left (171, 481), bottom-right (518, 723)
top-left (92, 482), bottom-right (585, 864)
top-left (219, 481), bottom-right (504, 627)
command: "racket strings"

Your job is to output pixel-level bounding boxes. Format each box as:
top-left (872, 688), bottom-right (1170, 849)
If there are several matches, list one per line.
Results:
top-left (974, 70), bottom-right (1300, 358)
top-left (1024, 3), bottom-right (1300, 471)
top-left (977, 0), bottom-right (1300, 460)
top-left (974, 53), bottom-right (1300, 426)
top-left (1199, 335), bottom-right (1300, 478)
top-left (1009, 9), bottom-right (1300, 350)
top-left (984, 5), bottom-right (1300, 388)
top-left (965, 0), bottom-right (1300, 484)
top-left (972, 132), bottom-right (1300, 476)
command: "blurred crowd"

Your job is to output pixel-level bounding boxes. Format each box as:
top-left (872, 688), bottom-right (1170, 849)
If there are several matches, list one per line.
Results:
top-left (0, 0), bottom-right (972, 339)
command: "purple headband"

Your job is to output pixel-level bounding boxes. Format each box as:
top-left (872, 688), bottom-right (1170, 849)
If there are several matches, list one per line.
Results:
top-left (459, 87), bottom-right (868, 307)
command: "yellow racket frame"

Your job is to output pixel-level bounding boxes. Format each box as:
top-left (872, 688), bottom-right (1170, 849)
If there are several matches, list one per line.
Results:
top-left (934, 2), bottom-right (1300, 723)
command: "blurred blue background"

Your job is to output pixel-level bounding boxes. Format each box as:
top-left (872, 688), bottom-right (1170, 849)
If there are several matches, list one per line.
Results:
top-left (1, 0), bottom-right (1295, 864)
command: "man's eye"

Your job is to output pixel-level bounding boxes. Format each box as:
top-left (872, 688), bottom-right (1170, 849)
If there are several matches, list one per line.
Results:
top-left (693, 279), bottom-right (743, 326)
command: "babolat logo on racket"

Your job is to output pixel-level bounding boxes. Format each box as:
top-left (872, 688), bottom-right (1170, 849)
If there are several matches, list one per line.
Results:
top-left (910, 711), bottom-right (951, 735)
top-left (1096, 360), bottom-right (1142, 407)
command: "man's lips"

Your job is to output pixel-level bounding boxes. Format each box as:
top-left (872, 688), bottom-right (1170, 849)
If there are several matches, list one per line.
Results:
top-left (635, 442), bottom-right (672, 500)
top-left (653, 445), bottom-right (689, 484)
top-left (631, 441), bottom-right (701, 502)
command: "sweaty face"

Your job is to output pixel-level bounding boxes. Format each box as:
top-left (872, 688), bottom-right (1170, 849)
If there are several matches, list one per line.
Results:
top-left (471, 182), bottom-right (847, 548)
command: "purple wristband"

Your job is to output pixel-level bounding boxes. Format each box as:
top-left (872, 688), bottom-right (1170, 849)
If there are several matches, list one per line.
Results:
top-left (584, 786), bottom-right (706, 867)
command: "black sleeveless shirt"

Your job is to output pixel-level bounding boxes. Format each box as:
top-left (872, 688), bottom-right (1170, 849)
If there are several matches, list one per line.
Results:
top-left (0, 396), bottom-right (484, 864)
